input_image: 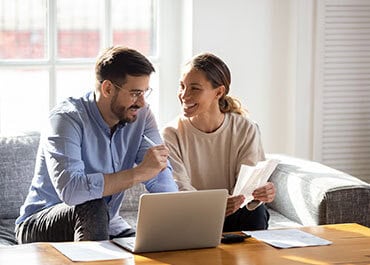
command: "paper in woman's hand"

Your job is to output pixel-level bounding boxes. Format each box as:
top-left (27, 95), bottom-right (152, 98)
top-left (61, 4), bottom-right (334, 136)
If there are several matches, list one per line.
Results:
top-left (232, 159), bottom-right (279, 207)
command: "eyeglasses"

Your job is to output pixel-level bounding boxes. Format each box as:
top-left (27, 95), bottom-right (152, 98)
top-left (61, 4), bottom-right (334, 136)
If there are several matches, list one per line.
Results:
top-left (111, 81), bottom-right (153, 101)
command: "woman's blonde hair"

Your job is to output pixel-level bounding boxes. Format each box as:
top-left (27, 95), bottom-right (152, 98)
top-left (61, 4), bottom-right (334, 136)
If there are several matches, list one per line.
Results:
top-left (187, 53), bottom-right (247, 115)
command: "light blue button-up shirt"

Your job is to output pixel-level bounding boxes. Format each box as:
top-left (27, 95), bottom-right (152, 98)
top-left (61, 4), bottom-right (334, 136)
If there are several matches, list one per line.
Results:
top-left (16, 91), bottom-right (178, 235)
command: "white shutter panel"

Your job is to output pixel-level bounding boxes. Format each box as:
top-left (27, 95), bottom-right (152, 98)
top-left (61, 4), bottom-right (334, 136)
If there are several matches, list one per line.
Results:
top-left (314, 0), bottom-right (370, 182)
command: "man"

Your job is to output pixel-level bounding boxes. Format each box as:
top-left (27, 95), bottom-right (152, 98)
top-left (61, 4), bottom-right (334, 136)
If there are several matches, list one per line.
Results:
top-left (15, 46), bottom-right (178, 243)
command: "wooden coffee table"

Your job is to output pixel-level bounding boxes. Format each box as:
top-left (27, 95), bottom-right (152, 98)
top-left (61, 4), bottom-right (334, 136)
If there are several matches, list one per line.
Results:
top-left (1, 223), bottom-right (369, 265)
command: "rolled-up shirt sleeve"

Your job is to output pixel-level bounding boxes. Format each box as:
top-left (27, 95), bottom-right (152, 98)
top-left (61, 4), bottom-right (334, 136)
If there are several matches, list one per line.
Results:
top-left (144, 163), bottom-right (178, 193)
top-left (60, 172), bottom-right (104, 206)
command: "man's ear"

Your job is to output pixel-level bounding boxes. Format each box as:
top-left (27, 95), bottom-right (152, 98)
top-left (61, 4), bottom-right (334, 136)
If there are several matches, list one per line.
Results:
top-left (100, 80), bottom-right (113, 97)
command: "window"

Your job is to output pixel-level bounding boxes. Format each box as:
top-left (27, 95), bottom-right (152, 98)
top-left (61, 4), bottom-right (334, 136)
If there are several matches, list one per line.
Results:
top-left (0, 0), bottom-right (159, 133)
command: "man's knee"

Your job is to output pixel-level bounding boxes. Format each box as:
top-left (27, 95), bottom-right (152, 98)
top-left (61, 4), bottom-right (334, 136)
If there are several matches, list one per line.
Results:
top-left (74, 199), bottom-right (109, 240)
top-left (75, 199), bottom-right (109, 224)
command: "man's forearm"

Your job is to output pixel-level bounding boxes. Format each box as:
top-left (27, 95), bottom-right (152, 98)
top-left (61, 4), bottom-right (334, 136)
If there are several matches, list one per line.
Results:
top-left (102, 166), bottom-right (157, 196)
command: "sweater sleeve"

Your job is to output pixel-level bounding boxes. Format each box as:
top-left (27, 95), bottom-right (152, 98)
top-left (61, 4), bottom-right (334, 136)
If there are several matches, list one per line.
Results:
top-left (237, 121), bottom-right (266, 167)
top-left (162, 126), bottom-right (196, 191)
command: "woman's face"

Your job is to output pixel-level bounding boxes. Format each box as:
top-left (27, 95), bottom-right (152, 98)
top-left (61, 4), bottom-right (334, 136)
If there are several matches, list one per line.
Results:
top-left (178, 66), bottom-right (222, 118)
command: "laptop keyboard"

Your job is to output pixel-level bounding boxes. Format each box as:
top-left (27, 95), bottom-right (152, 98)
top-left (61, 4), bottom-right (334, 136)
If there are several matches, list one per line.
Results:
top-left (125, 237), bottom-right (135, 247)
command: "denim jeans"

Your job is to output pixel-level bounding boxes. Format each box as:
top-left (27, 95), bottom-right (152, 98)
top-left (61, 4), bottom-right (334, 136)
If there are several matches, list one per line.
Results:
top-left (15, 198), bottom-right (110, 244)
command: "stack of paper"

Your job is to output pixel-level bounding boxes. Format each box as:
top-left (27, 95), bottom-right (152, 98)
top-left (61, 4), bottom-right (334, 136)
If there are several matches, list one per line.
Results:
top-left (51, 241), bottom-right (133, 262)
top-left (232, 159), bottom-right (279, 207)
top-left (243, 229), bottom-right (332, 248)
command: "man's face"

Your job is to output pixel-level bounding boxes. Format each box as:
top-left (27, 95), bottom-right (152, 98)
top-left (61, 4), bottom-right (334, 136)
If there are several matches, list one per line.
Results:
top-left (110, 75), bottom-right (150, 123)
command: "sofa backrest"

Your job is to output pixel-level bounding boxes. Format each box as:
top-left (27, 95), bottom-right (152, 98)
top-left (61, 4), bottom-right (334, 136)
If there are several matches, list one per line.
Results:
top-left (0, 132), bottom-right (40, 219)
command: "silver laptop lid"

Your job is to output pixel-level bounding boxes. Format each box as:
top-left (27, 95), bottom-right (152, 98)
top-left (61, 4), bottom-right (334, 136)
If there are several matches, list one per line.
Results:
top-left (133, 189), bottom-right (228, 253)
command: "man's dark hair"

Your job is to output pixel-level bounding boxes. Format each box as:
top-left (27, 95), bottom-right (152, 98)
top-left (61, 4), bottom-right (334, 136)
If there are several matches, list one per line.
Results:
top-left (95, 46), bottom-right (155, 86)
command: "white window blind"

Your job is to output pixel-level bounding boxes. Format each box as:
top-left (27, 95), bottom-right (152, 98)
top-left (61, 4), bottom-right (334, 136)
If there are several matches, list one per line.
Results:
top-left (314, 0), bottom-right (370, 182)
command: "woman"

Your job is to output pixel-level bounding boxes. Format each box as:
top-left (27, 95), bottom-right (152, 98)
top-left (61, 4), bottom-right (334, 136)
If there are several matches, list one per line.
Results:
top-left (162, 53), bottom-right (275, 231)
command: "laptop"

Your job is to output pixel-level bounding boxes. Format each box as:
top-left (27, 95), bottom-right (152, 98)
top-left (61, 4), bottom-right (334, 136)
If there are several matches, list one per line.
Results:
top-left (112, 189), bottom-right (228, 253)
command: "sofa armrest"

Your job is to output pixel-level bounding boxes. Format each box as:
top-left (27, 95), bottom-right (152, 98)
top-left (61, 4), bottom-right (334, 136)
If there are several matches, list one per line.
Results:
top-left (266, 154), bottom-right (370, 227)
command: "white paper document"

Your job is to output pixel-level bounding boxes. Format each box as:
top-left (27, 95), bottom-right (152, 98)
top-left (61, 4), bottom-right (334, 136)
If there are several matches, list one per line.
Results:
top-left (243, 229), bottom-right (332, 249)
top-left (51, 241), bottom-right (133, 262)
top-left (232, 159), bottom-right (279, 207)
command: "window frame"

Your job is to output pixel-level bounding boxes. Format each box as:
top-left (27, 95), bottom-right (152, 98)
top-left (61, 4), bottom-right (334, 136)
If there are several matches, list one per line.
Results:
top-left (0, 0), bottom-right (160, 132)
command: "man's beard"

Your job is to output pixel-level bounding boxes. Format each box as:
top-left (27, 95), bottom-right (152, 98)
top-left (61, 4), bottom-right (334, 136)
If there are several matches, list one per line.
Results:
top-left (110, 92), bottom-right (139, 123)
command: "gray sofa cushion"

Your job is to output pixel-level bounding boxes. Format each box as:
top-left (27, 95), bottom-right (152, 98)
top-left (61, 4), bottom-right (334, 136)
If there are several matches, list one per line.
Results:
top-left (0, 133), bottom-right (39, 219)
top-left (267, 154), bottom-right (370, 227)
top-left (0, 219), bottom-right (18, 246)
top-left (119, 183), bottom-right (148, 229)
top-left (121, 183), bottom-right (148, 212)
top-left (267, 208), bottom-right (302, 229)
top-left (0, 132), bottom-right (39, 246)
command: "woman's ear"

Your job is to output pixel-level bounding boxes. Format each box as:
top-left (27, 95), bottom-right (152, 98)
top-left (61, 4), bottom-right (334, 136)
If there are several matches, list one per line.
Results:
top-left (216, 85), bottom-right (226, 99)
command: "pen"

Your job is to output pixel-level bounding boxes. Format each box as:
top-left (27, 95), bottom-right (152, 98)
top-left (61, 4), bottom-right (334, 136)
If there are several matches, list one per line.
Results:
top-left (142, 134), bottom-right (172, 161)
top-left (142, 134), bottom-right (158, 146)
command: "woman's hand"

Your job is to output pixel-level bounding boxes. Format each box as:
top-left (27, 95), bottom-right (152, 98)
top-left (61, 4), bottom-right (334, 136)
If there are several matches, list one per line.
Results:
top-left (225, 195), bottom-right (245, 217)
top-left (252, 182), bottom-right (275, 203)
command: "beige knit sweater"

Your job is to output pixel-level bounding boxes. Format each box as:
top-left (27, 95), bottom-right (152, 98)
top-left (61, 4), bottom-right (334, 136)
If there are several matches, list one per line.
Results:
top-left (162, 112), bottom-right (266, 197)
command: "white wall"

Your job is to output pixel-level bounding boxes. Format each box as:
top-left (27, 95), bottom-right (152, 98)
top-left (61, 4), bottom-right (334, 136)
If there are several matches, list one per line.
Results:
top-left (159, 0), bottom-right (315, 158)
top-left (191, 0), bottom-right (297, 155)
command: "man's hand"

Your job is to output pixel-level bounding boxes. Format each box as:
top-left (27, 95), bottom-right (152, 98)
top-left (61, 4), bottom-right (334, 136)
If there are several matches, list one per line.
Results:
top-left (135, 144), bottom-right (170, 182)
top-left (225, 195), bottom-right (245, 217)
top-left (103, 145), bottom-right (170, 196)
top-left (252, 182), bottom-right (275, 203)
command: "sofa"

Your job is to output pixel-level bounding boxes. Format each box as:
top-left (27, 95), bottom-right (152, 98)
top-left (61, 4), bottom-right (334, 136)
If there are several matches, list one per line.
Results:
top-left (1, 132), bottom-right (369, 246)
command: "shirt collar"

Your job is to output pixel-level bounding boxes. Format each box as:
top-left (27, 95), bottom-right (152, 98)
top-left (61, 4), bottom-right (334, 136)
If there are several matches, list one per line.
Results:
top-left (87, 91), bottom-right (111, 135)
